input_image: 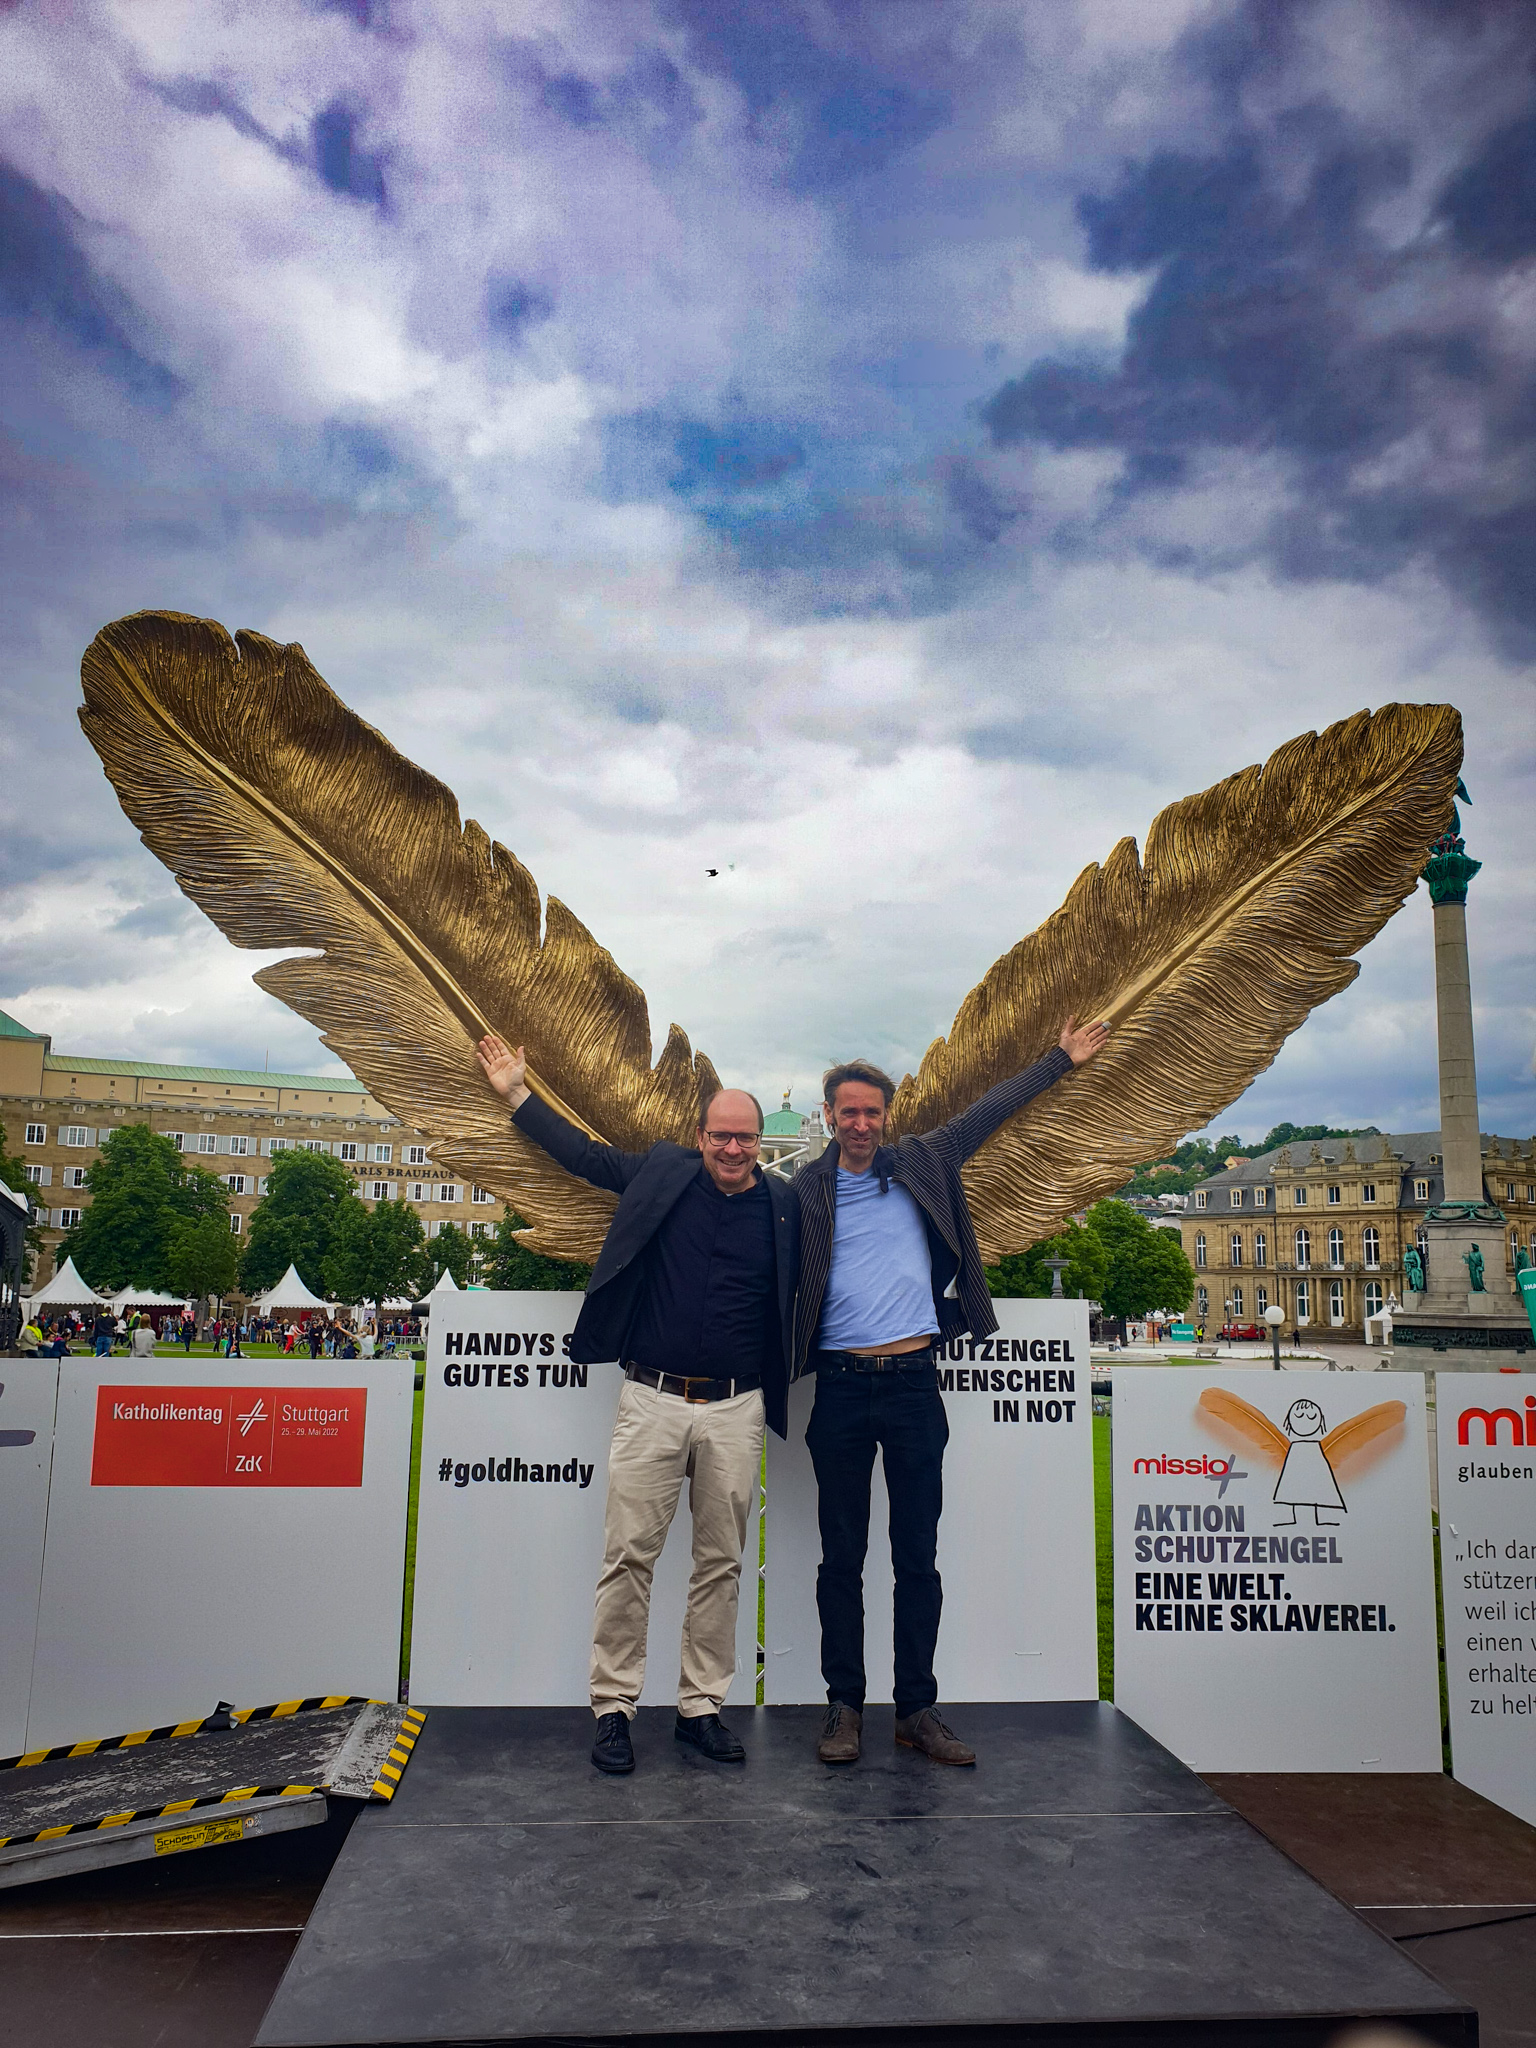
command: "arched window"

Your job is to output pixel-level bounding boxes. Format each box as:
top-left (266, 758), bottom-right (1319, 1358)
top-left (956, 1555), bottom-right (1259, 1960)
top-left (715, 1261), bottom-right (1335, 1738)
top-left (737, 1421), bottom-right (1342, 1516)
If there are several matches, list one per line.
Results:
top-left (1196, 1286), bottom-right (1209, 1316)
top-left (1295, 1279), bottom-right (1310, 1323)
top-left (1294, 1228), bottom-right (1311, 1269)
top-left (1230, 1233), bottom-right (1242, 1266)
top-left (1195, 1232), bottom-right (1207, 1269)
top-left (1256, 1284), bottom-right (1269, 1315)
top-left (1329, 1279), bottom-right (1345, 1323)
top-left (1232, 1285), bottom-right (1244, 1316)
top-left (1362, 1227), bottom-right (1380, 1269)
top-left (1254, 1230), bottom-right (1267, 1267)
top-left (1328, 1227), bottom-right (1344, 1267)
top-left (1364, 1280), bottom-right (1383, 1317)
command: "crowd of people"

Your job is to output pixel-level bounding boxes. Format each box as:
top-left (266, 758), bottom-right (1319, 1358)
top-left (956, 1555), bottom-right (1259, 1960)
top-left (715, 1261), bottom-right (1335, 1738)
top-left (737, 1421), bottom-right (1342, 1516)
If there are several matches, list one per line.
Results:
top-left (15, 1303), bottom-right (425, 1358)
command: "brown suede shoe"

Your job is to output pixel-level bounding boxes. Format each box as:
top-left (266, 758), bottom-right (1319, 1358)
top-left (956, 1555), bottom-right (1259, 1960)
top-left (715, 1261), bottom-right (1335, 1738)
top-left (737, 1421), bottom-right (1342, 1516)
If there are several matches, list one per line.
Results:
top-left (817, 1703), bottom-right (862, 1764)
top-left (894, 1707), bottom-right (975, 1765)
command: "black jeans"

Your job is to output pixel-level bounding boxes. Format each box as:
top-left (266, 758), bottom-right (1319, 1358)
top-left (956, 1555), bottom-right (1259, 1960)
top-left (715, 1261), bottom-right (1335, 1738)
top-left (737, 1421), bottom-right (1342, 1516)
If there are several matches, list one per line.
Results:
top-left (806, 1353), bottom-right (949, 1719)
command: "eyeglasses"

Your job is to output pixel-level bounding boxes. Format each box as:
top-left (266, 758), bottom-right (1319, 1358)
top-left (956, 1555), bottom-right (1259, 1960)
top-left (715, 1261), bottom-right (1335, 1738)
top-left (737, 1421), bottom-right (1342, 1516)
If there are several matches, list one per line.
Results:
top-left (702, 1131), bottom-right (761, 1150)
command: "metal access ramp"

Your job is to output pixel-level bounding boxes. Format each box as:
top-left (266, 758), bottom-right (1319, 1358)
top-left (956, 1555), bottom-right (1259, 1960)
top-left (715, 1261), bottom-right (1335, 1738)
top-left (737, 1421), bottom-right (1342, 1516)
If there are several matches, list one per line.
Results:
top-left (0, 1695), bottom-right (425, 1889)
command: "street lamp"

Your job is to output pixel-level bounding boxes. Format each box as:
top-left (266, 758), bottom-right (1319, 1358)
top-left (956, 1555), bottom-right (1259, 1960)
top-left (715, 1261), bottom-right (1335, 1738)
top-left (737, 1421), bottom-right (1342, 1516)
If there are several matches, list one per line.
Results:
top-left (1264, 1302), bottom-right (1286, 1371)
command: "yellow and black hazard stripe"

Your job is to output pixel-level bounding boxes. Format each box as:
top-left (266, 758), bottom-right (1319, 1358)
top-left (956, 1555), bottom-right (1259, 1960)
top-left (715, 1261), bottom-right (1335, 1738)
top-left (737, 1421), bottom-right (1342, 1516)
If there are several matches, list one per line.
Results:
top-left (0, 1782), bottom-right (319, 1851)
top-left (369, 1708), bottom-right (427, 1801)
top-left (0, 1696), bottom-right (371, 1774)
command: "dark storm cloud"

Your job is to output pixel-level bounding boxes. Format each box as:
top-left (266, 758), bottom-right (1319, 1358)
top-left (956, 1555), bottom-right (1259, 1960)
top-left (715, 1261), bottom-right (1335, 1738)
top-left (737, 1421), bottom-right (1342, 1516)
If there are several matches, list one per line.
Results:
top-left (0, 159), bottom-right (181, 405)
top-left (981, 12), bottom-right (1536, 656)
top-left (501, 39), bottom-right (703, 156)
top-left (487, 277), bottom-right (554, 341)
top-left (312, 101), bottom-right (388, 206)
top-left (1439, 110), bottom-right (1536, 263)
top-left (659, 0), bottom-right (951, 192)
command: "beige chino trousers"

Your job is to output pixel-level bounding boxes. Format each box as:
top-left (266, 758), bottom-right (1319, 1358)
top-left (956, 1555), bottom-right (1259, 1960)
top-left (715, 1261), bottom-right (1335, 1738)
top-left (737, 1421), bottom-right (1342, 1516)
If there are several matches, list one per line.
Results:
top-left (590, 1377), bottom-right (763, 1720)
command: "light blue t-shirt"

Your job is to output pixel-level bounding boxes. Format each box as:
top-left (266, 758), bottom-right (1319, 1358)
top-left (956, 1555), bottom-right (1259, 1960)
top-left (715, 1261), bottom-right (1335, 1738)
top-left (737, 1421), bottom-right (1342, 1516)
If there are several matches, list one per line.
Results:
top-left (817, 1167), bottom-right (938, 1351)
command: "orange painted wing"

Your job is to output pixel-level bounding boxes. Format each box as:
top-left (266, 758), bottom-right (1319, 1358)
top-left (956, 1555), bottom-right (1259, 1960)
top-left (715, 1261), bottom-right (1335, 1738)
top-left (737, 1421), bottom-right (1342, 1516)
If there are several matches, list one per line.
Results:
top-left (1321, 1401), bottom-right (1406, 1469)
top-left (1198, 1387), bottom-right (1290, 1463)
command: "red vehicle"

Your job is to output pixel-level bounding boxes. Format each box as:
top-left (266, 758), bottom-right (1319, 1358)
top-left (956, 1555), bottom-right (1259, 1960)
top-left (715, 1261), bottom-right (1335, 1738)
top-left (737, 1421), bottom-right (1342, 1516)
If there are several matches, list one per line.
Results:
top-left (1220, 1319), bottom-right (1264, 1341)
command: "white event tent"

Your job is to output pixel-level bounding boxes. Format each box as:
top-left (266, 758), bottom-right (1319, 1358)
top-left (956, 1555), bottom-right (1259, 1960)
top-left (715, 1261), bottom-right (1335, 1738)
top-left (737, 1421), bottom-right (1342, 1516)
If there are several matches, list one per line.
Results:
top-left (109, 1286), bottom-right (189, 1315)
top-left (255, 1264), bottom-right (331, 1316)
top-left (415, 1267), bottom-right (460, 1314)
top-left (26, 1256), bottom-right (109, 1310)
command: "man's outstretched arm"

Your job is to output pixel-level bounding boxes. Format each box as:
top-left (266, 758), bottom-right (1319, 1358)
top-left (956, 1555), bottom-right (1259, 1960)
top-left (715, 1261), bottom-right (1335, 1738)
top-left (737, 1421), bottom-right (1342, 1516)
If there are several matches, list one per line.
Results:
top-left (940, 1015), bottom-right (1110, 1164)
top-left (475, 1034), bottom-right (649, 1195)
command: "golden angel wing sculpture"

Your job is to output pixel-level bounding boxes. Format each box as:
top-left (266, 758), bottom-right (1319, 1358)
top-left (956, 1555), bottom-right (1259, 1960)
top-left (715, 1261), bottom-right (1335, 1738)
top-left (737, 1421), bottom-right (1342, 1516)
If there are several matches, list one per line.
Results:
top-left (79, 610), bottom-right (1461, 1262)
top-left (890, 702), bottom-right (1462, 1258)
top-left (78, 611), bottom-right (720, 1258)
top-left (1320, 1401), bottom-right (1407, 1469)
top-left (1197, 1388), bottom-right (1291, 1463)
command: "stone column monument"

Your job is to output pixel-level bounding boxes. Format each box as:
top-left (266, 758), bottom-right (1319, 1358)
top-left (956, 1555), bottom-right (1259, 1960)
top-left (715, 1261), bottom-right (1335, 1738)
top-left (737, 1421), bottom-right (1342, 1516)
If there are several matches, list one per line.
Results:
top-left (1390, 786), bottom-right (1532, 1368)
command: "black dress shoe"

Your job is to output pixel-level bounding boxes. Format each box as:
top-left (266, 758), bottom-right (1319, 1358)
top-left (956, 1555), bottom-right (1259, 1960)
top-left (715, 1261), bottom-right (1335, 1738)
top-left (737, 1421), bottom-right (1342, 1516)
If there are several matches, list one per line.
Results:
top-left (674, 1711), bottom-right (745, 1762)
top-left (591, 1711), bottom-right (635, 1774)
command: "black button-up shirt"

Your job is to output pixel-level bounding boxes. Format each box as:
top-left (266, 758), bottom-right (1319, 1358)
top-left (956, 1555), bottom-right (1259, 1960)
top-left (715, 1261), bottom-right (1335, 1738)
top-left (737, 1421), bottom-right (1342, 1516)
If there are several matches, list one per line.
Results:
top-left (627, 1165), bottom-right (777, 1381)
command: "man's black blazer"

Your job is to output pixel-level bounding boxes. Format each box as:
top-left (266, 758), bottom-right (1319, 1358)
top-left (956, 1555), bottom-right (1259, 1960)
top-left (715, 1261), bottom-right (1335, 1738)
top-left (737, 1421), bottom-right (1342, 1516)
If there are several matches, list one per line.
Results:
top-left (510, 1092), bottom-right (800, 1439)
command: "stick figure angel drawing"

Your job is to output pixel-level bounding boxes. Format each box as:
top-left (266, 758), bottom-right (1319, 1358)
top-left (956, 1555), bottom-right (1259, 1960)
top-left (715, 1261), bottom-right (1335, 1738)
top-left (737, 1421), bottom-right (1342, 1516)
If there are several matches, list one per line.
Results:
top-left (1198, 1388), bottom-right (1406, 1527)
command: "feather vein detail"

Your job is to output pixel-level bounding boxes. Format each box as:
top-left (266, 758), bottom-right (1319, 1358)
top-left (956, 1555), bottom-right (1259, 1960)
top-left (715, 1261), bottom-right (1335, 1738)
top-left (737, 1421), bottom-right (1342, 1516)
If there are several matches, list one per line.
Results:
top-left (889, 704), bottom-right (1462, 1260)
top-left (78, 611), bottom-right (720, 1261)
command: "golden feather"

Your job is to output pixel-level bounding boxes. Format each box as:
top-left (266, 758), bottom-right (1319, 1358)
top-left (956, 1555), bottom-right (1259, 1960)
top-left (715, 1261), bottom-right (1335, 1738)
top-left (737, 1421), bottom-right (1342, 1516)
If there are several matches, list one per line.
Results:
top-left (1197, 1387), bottom-right (1291, 1463)
top-left (1320, 1401), bottom-right (1406, 1468)
top-left (889, 704), bottom-right (1463, 1259)
top-left (77, 611), bottom-right (720, 1261)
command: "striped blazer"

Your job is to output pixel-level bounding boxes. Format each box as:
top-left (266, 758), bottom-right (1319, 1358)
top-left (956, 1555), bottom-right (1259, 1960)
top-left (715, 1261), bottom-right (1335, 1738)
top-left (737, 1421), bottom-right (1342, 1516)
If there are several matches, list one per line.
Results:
top-left (790, 1047), bottom-right (1075, 1376)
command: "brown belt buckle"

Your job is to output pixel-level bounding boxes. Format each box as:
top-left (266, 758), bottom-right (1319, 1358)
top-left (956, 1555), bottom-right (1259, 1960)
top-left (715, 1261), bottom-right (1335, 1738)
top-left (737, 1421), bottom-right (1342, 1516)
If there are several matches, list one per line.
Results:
top-left (683, 1380), bottom-right (716, 1404)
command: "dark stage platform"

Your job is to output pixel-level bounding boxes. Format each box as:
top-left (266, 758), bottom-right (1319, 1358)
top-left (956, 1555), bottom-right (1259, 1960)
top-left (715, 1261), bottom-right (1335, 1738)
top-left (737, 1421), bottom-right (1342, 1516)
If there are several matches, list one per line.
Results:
top-left (256, 1704), bottom-right (1473, 2048)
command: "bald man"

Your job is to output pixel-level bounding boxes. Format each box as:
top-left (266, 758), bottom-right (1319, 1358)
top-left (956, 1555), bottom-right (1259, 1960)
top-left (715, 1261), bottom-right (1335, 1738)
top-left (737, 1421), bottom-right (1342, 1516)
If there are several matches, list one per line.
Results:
top-left (478, 1037), bottom-right (799, 1774)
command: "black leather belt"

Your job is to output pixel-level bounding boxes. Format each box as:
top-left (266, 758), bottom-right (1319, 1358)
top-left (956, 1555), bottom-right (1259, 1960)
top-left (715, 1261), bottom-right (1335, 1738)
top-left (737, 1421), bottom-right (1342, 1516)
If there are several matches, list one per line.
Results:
top-left (817, 1345), bottom-right (935, 1372)
top-left (624, 1363), bottom-right (761, 1404)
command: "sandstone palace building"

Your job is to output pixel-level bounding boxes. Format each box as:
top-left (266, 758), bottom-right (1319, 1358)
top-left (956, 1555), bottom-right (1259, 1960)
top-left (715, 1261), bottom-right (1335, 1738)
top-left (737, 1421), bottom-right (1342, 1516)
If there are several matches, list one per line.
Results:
top-left (1179, 1132), bottom-right (1535, 1335)
top-left (0, 1007), bottom-right (510, 1282)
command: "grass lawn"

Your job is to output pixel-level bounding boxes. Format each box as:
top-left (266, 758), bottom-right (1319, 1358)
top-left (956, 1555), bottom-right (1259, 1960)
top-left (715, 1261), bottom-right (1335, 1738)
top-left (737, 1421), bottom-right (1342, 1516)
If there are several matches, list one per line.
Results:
top-left (1093, 1412), bottom-right (1113, 1700)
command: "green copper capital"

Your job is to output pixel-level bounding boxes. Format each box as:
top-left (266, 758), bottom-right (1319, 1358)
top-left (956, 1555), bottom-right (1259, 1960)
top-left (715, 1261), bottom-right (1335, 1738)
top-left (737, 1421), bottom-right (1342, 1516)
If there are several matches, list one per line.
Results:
top-left (1422, 810), bottom-right (1480, 906)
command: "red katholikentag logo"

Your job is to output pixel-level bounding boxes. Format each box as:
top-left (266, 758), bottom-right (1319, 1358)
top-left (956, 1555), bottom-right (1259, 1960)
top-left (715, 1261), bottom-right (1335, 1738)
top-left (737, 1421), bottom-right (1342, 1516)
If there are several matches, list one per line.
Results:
top-left (91, 1386), bottom-right (367, 1487)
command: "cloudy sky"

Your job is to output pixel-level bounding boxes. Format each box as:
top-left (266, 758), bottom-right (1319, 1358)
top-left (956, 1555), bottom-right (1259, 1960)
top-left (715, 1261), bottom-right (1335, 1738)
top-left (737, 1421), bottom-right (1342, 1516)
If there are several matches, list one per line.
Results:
top-left (2, 0), bottom-right (1532, 1146)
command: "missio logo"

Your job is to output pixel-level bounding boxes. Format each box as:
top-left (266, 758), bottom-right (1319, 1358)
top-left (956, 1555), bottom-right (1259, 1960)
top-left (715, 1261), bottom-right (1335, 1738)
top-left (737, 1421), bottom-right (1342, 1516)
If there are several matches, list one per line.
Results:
top-left (1133, 1453), bottom-right (1248, 1496)
top-left (1457, 1396), bottom-right (1536, 1447)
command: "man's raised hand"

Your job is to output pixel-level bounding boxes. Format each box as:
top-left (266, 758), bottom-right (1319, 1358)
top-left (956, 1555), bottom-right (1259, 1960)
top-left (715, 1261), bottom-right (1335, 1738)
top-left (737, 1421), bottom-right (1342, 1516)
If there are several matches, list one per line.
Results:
top-left (476, 1033), bottom-right (530, 1109)
top-left (1059, 1015), bottom-right (1110, 1067)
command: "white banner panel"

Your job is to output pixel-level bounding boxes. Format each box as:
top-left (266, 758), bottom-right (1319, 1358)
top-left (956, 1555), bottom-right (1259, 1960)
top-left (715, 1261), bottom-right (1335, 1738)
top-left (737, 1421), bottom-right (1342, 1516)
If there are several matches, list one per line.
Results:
top-left (763, 1301), bottom-right (1097, 1705)
top-left (410, 1293), bottom-right (758, 1708)
top-left (1436, 1370), bottom-right (1536, 1826)
top-left (0, 1363), bottom-right (60, 1754)
top-left (1113, 1367), bottom-right (1441, 1772)
top-left (27, 1359), bottom-right (414, 1749)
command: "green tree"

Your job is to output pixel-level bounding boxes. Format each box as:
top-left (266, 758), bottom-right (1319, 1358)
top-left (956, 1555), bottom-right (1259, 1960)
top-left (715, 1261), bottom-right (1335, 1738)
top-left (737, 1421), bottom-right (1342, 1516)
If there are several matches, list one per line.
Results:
top-left (240, 1148), bottom-right (361, 1296)
top-left (165, 1213), bottom-right (241, 1300)
top-left (1258, 1121), bottom-right (1380, 1152)
top-left (1085, 1199), bottom-right (1197, 1318)
top-left (481, 1210), bottom-right (592, 1292)
top-left (0, 1121), bottom-right (42, 1285)
top-left (61, 1124), bottom-right (229, 1290)
top-left (421, 1221), bottom-right (475, 1291)
top-left (987, 1222), bottom-right (1109, 1302)
top-left (324, 1198), bottom-right (425, 1315)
